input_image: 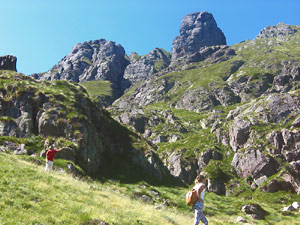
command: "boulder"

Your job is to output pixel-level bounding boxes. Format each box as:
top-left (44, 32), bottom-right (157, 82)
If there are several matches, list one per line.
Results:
top-left (267, 131), bottom-right (284, 154)
top-left (171, 11), bottom-right (226, 60)
top-left (118, 111), bottom-right (146, 134)
top-left (0, 55), bottom-right (17, 71)
top-left (265, 179), bottom-right (295, 193)
top-left (292, 202), bottom-right (300, 209)
top-left (229, 118), bottom-right (252, 151)
top-left (198, 149), bottom-right (223, 171)
top-left (236, 216), bottom-right (247, 223)
top-left (282, 205), bottom-right (296, 212)
top-left (151, 135), bottom-right (168, 144)
top-left (265, 93), bottom-right (296, 123)
top-left (254, 175), bottom-right (267, 186)
top-left (13, 144), bottom-right (28, 155)
top-left (290, 160), bottom-right (300, 176)
top-left (207, 178), bottom-right (226, 195)
top-left (211, 85), bottom-right (241, 106)
top-left (281, 172), bottom-right (300, 195)
top-left (231, 150), bottom-right (279, 179)
top-left (38, 111), bottom-right (66, 137)
top-left (166, 152), bottom-right (198, 183)
top-left (242, 204), bottom-right (268, 220)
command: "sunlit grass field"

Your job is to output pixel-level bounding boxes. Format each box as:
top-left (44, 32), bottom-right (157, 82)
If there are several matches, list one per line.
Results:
top-left (1, 152), bottom-right (300, 225)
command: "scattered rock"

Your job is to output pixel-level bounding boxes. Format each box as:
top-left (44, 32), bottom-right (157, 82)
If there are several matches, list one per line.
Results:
top-left (282, 205), bottom-right (296, 212)
top-left (242, 204), bottom-right (268, 220)
top-left (265, 179), bottom-right (295, 193)
top-left (292, 202), bottom-right (300, 209)
top-left (14, 144), bottom-right (28, 155)
top-left (80, 219), bottom-right (109, 225)
top-left (152, 135), bottom-right (168, 144)
top-left (236, 216), bottom-right (247, 223)
top-left (257, 23), bottom-right (298, 39)
top-left (254, 175), bottom-right (267, 186)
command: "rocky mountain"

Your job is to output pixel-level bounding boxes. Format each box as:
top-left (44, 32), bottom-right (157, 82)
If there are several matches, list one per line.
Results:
top-left (24, 11), bottom-right (300, 197)
top-left (110, 21), bottom-right (300, 196)
top-left (33, 39), bottom-right (130, 99)
top-left (32, 11), bottom-right (228, 105)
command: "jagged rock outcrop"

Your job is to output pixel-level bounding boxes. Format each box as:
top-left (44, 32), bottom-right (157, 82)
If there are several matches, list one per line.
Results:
top-left (198, 149), bottom-right (223, 171)
top-left (229, 118), bottom-right (252, 152)
top-left (0, 55), bottom-right (17, 71)
top-left (171, 11), bottom-right (226, 60)
top-left (124, 48), bottom-right (171, 83)
top-left (0, 71), bottom-right (171, 181)
top-left (231, 150), bottom-right (279, 179)
top-left (165, 151), bottom-right (198, 183)
top-left (113, 77), bottom-right (175, 108)
top-left (33, 39), bottom-right (130, 97)
top-left (257, 23), bottom-right (299, 39)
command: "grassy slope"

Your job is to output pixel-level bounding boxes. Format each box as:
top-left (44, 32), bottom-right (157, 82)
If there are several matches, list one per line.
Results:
top-left (1, 152), bottom-right (300, 225)
top-left (81, 80), bottom-right (113, 100)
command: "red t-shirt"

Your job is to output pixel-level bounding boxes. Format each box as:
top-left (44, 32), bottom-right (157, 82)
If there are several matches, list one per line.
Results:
top-left (46, 149), bottom-right (58, 161)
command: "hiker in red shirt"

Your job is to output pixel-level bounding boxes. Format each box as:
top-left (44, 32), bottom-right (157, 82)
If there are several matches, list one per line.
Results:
top-left (45, 145), bottom-right (61, 172)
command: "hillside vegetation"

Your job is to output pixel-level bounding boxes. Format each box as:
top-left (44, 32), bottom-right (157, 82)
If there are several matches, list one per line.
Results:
top-left (1, 152), bottom-right (300, 225)
top-left (2, 12), bottom-right (300, 224)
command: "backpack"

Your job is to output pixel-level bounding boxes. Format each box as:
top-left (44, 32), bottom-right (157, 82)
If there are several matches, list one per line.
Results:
top-left (185, 188), bottom-right (198, 206)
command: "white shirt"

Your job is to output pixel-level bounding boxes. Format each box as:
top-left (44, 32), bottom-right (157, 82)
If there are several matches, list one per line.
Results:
top-left (193, 182), bottom-right (205, 200)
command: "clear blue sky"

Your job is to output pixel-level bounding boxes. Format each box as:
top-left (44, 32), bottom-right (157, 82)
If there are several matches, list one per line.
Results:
top-left (1, 0), bottom-right (300, 75)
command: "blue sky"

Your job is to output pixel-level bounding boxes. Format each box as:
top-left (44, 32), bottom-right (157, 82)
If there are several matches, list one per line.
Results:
top-left (1, 0), bottom-right (300, 75)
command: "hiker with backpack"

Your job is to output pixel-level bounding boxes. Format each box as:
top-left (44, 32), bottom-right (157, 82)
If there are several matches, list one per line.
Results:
top-left (186, 174), bottom-right (208, 225)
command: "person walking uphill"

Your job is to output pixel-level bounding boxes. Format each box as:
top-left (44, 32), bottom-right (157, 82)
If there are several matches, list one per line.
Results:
top-left (45, 145), bottom-right (61, 172)
top-left (193, 174), bottom-right (208, 225)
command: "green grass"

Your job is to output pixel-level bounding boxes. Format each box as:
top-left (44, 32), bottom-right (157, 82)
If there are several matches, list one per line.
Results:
top-left (0, 152), bottom-right (192, 225)
top-left (1, 152), bottom-right (300, 224)
top-left (81, 80), bottom-right (113, 99)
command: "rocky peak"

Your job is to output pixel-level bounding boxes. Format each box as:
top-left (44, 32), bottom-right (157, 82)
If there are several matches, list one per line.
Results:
top-left (171, 11), bottom-right (227, 60)
top-left (257, 23), bottom-right (299, 39)
top-left (0, 55), bottom-right (17, 71)
top-left (124, 48), bottom-right (171, 84)
top-left (34, 39), bottom-right (129, 97)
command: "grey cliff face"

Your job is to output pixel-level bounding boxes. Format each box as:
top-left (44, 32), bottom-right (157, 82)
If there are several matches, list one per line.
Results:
top-left (257, 23), bottom-right (299, 39)
top-left (124, 48), bottom-right (171, 83)
top-left (0, 55), bottom-right (17, 71)
top-left (36, 39), bottom-right (129, 95)
top-left (171, 11), bottom-right (227, 60)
